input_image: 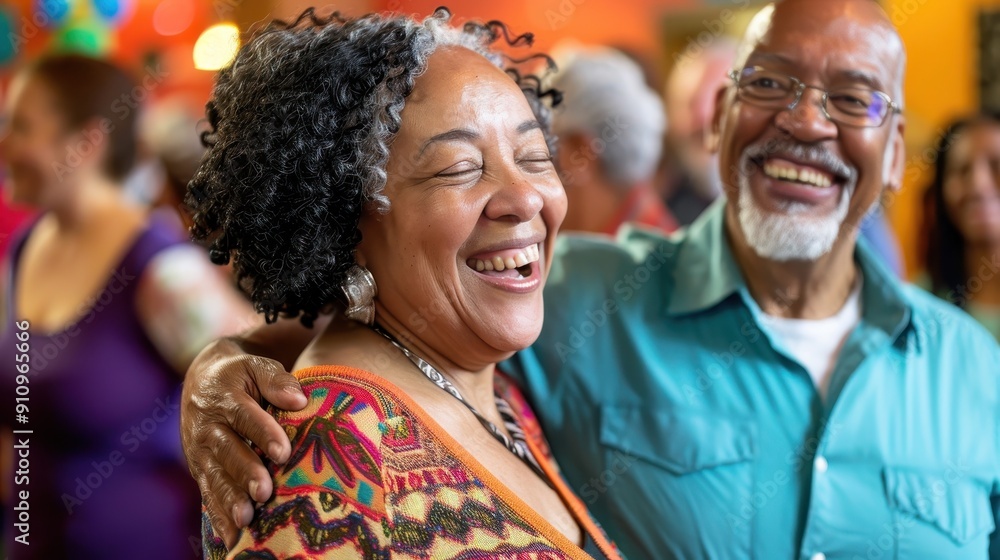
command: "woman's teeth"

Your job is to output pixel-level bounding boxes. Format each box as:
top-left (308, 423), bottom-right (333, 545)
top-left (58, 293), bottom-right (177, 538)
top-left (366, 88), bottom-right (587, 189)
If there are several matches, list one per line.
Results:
top-left (467, 244), bottom-right (540, 272)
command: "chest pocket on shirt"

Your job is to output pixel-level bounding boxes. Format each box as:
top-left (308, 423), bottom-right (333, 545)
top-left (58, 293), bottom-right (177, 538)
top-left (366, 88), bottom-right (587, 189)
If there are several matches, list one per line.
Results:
top-left (598, 405), bottom-right (756, 559)
top-left (883, 466), bottom-right (996, 559)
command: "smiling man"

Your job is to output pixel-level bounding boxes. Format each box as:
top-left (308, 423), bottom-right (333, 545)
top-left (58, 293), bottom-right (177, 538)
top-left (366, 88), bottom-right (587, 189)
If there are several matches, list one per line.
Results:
top-left (516, 2), bottom-right (999, 558)
top-left (180, 1), bottom-right (1000, 559)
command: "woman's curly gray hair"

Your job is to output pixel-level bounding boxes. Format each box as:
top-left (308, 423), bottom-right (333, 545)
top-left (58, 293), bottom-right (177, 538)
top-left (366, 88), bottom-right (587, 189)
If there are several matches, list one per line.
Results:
top-left (186, 7), bottom-right (560, 326)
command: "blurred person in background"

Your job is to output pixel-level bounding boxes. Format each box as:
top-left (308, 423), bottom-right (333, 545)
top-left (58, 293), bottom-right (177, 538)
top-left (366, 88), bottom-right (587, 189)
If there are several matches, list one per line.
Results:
top-left (552, 48), bottom-right (677, 236)
top-left (141, 98), bottom-right (255, 302)
top-left (857, 199), bottom-right (904, 276)
top-left (0, 54), bottom-right (249, 559)
top-left (923, 112), bottom-right (1000, 340)
top-left (662, 37), bottom-right (736, 225)
top-left (142, 98), bottom-right (210, 232)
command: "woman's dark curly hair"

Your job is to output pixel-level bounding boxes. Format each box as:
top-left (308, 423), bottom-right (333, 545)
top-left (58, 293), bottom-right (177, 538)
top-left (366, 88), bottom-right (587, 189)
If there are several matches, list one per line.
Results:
top-left (924, 112), bottom-right (1000, 306)
top-left (186, 7), bottom-right (560, 326)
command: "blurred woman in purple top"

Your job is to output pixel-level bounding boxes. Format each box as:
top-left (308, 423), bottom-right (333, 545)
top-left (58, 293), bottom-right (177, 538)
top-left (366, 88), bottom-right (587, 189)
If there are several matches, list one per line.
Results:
top-left (0, 54), bottom-right (253, 559)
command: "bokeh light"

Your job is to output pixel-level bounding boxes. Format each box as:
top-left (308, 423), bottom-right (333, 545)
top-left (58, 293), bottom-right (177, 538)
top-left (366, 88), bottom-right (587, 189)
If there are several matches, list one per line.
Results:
top-left (193, 23), bottom-right (239, 71)
top-left (34, 0), bottom-right (73, 29)
top-left (52, 17), bottom-right (113, 55)
top-left (93, 0), bottom-right (135, 25)
top-left (153, 0), bottom-right (195, 36)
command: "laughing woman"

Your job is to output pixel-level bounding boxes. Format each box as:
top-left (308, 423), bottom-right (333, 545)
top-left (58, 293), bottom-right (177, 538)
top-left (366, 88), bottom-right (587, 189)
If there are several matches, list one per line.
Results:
top-left (188, 8), bottom-right (622, 559)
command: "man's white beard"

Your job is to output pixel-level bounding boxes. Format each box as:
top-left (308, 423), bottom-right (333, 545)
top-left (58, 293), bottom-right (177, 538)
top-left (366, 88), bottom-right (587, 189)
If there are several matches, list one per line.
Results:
top-left (736, 166), bottom-right (853, 262)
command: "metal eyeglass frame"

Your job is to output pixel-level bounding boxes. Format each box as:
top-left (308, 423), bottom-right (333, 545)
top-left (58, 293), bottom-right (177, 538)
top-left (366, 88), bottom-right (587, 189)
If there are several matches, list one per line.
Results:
top-left (728, 66), bottom-right (903, 128)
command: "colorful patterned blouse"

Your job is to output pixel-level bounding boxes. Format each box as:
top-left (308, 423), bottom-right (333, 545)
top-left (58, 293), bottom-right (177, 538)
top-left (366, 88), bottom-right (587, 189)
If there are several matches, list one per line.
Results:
top-left (204, 365), bottom-right (622, 560)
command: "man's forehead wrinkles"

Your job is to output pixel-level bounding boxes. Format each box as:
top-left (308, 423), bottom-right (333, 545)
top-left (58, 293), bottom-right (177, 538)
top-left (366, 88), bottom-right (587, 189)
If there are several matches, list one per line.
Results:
top-left (746, 0), bottom-right (905, 58)
top-left (736, 6), bottom-right (904, 97)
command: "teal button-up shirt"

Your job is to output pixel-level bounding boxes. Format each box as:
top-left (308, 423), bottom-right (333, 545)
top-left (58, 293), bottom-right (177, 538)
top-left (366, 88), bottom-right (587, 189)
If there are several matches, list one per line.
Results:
top-left (507, 200), bottom-right (1000, 560)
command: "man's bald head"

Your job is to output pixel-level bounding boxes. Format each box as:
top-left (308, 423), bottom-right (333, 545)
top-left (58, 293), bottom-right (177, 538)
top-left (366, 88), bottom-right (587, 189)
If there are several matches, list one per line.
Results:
top-left (735, 0), bottom-right (906, 102)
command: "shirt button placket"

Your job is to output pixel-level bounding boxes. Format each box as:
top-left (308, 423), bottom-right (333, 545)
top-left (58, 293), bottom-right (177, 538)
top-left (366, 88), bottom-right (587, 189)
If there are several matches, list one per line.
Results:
top-left (802, 456), bottom-right (830, 560)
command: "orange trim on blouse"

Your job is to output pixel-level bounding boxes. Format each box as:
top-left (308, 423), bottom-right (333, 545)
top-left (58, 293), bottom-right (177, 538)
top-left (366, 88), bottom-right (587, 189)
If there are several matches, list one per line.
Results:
top-left (494, 373), bottom-right (621, 560)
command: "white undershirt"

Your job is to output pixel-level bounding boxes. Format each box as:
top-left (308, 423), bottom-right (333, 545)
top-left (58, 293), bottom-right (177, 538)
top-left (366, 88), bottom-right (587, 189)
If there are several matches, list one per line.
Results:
top-left (758, 277), bottom-right (863, 398)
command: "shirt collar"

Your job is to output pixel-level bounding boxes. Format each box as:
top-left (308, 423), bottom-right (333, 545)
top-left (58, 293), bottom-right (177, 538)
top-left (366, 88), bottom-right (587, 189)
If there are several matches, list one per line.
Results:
top-left (667, 198), bottom-right (743, 316)
top-left (854, 229), bottom-right (914, 342)
top-left (666, 199), bottom-right (914, 341)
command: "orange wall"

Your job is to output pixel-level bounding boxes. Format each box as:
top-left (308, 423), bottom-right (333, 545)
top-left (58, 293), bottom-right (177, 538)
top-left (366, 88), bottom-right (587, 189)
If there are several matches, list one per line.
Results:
top-left (888, 0), bottom-right (1000, 276)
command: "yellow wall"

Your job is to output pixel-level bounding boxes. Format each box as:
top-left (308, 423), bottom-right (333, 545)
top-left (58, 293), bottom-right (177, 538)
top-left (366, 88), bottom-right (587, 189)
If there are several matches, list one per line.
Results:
top-left (887, 0), bottom-right (1000, 277)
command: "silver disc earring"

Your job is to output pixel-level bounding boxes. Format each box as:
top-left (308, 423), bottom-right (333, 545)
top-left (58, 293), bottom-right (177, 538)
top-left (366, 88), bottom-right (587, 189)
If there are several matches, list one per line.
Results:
top-left (340, 265), bottom-right (378, 325)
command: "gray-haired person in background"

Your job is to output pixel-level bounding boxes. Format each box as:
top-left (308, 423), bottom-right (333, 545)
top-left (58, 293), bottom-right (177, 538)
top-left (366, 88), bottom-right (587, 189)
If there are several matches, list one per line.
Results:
top-left (552, 48), bottom-right (678, 236)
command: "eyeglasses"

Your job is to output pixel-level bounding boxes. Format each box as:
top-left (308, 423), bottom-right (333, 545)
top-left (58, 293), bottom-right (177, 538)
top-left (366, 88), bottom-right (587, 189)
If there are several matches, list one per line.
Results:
top-left (728, 66), bottom-right (902, 128)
